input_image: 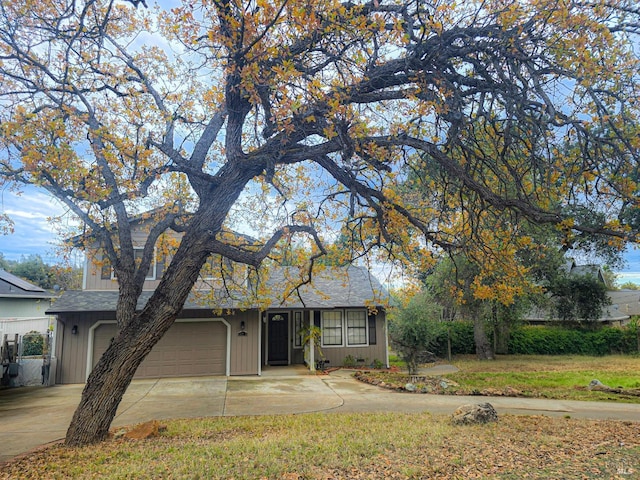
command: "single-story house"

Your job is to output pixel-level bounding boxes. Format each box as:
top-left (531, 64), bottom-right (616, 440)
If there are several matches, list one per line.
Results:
top-left (525, 260), bottom-right (632, 326)
top-left (47, 265), bottom-right (390, 384)
top-left (525, 302), bottom-right (631, 326)
top-left (607, 290), bottom-right (640, 318)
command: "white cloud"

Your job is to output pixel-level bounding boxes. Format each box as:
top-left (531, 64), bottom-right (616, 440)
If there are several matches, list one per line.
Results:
top-left (616, 272), bottom-right (640, 286)
top-left (0, 187), bottom-right (68, 262)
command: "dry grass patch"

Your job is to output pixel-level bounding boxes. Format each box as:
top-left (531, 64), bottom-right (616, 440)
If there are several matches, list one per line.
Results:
top-left (2, 413), bottom-right (639, 479)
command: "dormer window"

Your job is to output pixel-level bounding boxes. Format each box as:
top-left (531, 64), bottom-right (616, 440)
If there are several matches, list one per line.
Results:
top-left (135, 248), bottom-right (157, 280)
top-left (100, 247), bottom-right (161, 281)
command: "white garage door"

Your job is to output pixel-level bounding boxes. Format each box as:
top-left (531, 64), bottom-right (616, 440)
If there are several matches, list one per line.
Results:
top-left (93, 321), bottom-right (227, 378)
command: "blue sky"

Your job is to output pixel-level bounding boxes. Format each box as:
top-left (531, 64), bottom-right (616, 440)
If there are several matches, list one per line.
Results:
top-left (2, 187), bottom-right (640, 285)
top-left (0, 187), bottom-right (70, 264)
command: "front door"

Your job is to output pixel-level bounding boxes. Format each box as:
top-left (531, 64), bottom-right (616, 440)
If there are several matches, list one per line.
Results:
top-left (268, 312), bottom-right (289, 365)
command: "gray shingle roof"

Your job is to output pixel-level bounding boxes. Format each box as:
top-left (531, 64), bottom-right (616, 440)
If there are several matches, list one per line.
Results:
top-left (46, 265), bottom-right (389, 313)
top-left (264, 265), bottom-right (389, 309)
top-left (0, 269), bottom-right (54, 298)
top-left (46, 289), bottom-right (241, 313)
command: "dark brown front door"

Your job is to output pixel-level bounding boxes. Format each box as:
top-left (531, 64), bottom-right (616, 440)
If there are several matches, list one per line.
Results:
top-left (268, 312), bottom-right (289, 365)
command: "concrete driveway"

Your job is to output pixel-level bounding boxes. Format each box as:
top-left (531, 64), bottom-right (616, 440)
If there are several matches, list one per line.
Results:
top-left (2, 366), bottom-right (640, 463)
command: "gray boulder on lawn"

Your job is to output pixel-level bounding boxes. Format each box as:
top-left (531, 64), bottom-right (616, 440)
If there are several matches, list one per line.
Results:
top-left (452, 402), bottom-right (499, 425)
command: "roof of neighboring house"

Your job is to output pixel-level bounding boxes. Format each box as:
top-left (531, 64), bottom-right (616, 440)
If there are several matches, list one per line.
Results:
top-left (607, 290), bottom-right (640, 317)
top-left (524, 304), bottom-right (629, 323)
top-left (570, 264), bottom-right (605, 279)
top-left (46, 265), bottom-right (389, 314)
top-left (0, 269), bottom-right (55, 299)
top-left (560, 259), bottom-right (608, 286)
top-left (525, 287), bottom-right (638, 323)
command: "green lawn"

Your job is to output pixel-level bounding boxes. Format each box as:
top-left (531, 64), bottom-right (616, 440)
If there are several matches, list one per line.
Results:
top-left (366, 354), bottom-right (640, 402)
top-left (447, 354), bottom-right (640, 402)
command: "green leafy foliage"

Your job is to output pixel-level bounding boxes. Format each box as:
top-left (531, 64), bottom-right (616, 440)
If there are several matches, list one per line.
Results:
top-left (342, 355), bottom-right (357, 367)
top-left (0, 253), bottom-right (82, 290)
top-left (389, 293), bottom-right (446, 374)
top-left (433, 321), bottom-right (476, 357)
top-left (550, 275), bottom-right (611, 324)
top-left (10, 255), bottom-right (50, 288)
top-left (508, 325), bottom-right (639, 356)
top-left (21, 331), bottom-right (45, 356)
top-left (426, 322), bottom-right (639, 357)
top-left (371, 358), bottom-right (384, 369)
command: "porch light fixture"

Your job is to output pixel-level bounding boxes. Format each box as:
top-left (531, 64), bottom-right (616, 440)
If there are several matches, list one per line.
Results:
top-left (238, 320), bottom-right (247, 336)
top-left (71, 325), bottom-right (78, 335)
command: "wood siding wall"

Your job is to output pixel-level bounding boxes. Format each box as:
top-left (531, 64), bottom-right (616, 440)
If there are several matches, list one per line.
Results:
top-left (228, 311), bottom-right (259, 375)
top-left (316, 312), bottom-right (387, 368)
top-left (55, 312), bottom-right (109, 384)
top-left (54, 308), bottom-right (385, 382)
top-left (84, 253), bottom-right (247, 291)
top-left (54, 309), bottom-right (258, 383)
top-left (83, 226), bottom-right (247, 292)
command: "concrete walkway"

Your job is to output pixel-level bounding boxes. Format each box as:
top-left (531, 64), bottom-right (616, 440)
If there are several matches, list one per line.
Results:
top-left (2, 365), bottom-right (640, 463)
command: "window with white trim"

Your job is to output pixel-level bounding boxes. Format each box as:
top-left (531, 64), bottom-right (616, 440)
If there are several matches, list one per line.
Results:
top-left (346, 310), bottom-right (368, 345)
top-left (135, 248), bottom-right (157, 280)
top-left (100, 247), bottom-right (158, 281)
top-left (321, 311), bottom-right (343, 346)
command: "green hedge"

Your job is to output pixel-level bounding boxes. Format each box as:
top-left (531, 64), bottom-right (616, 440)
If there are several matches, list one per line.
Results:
top-left (429, 322), bottom-right (639, 357)
top-left (431, 321), bottom-right (476, 357)
top-left (508, 325), bottom-right (639, 356)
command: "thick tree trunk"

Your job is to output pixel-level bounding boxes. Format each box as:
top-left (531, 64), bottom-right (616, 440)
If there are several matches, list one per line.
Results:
top-left (65, 226), bottom-right (213, 445)
top-left (474, 316), bottom-right (494, 360)
top-left (64, 168), bottom-right (258, 446)
top-left (64, 332), bottom-right (147, 445)
top-left (65, 304), bottom-right (189, 445)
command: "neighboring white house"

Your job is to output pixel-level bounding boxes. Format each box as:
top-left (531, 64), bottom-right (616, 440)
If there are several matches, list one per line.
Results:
top-left (0, 269), bottom-right (56, 386)
top-left (0, 269), bottom-right (55, 335)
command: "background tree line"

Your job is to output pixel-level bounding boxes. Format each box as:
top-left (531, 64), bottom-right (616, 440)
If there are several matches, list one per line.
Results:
top-left (389, 248), bottom-right (624, 370)
top-left (0, 253), bottom-right (82, 291)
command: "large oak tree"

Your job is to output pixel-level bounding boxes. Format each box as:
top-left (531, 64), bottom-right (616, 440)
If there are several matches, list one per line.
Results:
top-left (1, 0), bottom-right (639, 445)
